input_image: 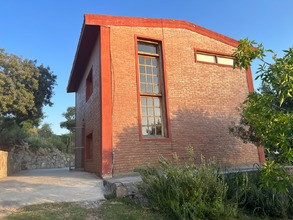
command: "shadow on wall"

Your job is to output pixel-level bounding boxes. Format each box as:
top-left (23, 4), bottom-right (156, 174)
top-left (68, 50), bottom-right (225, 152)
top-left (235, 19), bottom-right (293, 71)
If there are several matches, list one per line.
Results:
top-left (112, 107), bottom-right (259, 173)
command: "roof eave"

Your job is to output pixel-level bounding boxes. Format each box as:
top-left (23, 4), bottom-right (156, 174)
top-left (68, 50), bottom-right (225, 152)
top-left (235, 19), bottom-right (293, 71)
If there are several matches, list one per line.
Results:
top-left (67, 18), bottom-right (100, 93)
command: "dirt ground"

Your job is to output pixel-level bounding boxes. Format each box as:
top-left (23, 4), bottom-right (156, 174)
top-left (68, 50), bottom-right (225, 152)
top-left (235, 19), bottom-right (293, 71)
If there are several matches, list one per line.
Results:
top-left (0, 168), bottom-right (105, 217)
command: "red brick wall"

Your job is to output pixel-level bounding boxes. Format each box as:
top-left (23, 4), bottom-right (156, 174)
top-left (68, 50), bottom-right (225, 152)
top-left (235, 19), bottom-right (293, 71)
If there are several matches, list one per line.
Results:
top-left (109, 26), bottom-right (259, 174)
top-left (75, 34), bottom-right (102, 174)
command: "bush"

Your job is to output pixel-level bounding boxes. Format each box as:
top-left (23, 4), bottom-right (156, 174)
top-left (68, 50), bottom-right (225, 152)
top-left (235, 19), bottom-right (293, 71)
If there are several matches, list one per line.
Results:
top-left (47, 135), bottom-right (67, 152)
top-left (225, 169), bottom-right (293, 218)
top-left (0, 118), bottom-right (29, 145)
top-left (26, 135), bottom-right (53, 149)
top-left (138, 147), bottom-right (237, 220)
top-left (26, 135), bottom-right (67, 153)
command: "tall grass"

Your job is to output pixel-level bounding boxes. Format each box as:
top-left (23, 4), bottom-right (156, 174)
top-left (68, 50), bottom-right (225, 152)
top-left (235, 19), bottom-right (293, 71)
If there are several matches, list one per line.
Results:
top-left (138, 148), bottom-right (237, 220)
top-left (225, 169), bottom-right (293, 218)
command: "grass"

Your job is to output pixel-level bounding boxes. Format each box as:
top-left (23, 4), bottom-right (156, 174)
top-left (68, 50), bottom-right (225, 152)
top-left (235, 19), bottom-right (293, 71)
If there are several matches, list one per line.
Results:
top-left (2, 197), bottom-right (288, 220)
top-left (2, 202), bottom-right (100, 220)
top-left (2, 198), bottom-right (167, 220)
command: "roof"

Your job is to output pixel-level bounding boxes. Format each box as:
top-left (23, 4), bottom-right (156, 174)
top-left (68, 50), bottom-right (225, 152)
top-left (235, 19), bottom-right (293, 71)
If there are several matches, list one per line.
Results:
top-left (67, 14), bottom-right (239, 92)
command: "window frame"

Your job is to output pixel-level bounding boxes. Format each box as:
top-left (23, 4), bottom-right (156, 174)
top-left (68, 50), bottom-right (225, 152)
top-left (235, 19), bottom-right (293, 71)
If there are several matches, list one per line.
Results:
top-left (85, 132), bottom-right (93, 160)
top-left (194, 49), bottom-right (234, 67)
top-left (135, 36), bottom-right (171, 141)
top-left (86, 67), bottom-right (93, 102)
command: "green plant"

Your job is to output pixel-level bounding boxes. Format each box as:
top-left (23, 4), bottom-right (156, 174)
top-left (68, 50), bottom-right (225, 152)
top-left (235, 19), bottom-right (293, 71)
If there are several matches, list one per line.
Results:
top-left (0, 117), bottom-right (29, 145)
top-left (225, 169), bottom-right (293, 218)
top-left (25, 135), bottom-right (52, 149)
top-left (138, 147), bottom-right (237, 220)
top-left (47, 135), bottom-right (67, 152)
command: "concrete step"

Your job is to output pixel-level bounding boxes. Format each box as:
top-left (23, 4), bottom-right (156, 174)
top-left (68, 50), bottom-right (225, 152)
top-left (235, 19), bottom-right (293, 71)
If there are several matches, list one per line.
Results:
top-left (103, 173), bottom-right (142, 197)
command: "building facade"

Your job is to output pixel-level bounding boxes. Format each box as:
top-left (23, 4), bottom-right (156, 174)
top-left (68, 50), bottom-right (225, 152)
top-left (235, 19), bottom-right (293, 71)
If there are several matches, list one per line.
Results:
top-left (67, 14), bottom-right (262, 177)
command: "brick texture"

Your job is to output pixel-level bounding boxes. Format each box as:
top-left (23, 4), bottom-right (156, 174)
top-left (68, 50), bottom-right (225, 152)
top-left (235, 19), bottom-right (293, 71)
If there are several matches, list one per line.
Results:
top-left (75, 34), bottom-right (102, 174)
top-left (75, 25), bottom-right (259, 176)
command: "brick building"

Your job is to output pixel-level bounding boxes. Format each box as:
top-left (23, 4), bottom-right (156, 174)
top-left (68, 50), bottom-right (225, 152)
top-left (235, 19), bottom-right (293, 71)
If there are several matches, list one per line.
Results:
top-left (67, 14), bottom-right (263, 177)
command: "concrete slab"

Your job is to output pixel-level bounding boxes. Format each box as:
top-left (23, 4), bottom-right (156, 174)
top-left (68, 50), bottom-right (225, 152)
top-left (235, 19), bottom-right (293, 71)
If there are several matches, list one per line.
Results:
top-left (103, 174), bottom-right (142, 197)
top-left (0, 168), bottom-right (105, 217)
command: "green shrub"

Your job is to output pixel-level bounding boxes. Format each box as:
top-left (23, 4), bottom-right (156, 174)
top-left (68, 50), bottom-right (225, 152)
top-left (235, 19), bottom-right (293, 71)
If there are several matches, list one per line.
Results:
top-left (26, 135), bottom-right (67, 153)
top-left (26, 135), bottom-right (53, 149)
top-left (138, 147), bottom-right (237, 220)
top-left (0, 118), bottom-right (29, 145)
top-left (225, 169), bottom-right (293, 218)
top-left (47, 135), bottom-right (67, 152)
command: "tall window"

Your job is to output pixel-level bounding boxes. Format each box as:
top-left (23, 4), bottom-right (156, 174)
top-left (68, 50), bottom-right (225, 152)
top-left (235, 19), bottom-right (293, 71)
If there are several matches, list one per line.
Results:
top-left (138, 40), bottom-right (167, 138)
top-left (86, 133), bottom-right (93, 159)
top-left (86, 68), bottom-right (93, 101)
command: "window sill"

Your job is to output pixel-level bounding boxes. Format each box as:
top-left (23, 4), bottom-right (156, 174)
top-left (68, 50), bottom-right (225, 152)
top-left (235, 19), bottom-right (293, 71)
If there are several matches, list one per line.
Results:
top-left (140, 137), bottom-right (171, 142)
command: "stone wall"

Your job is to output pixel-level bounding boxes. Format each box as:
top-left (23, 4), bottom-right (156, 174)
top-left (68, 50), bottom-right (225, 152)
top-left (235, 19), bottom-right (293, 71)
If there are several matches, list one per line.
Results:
top-left (0, 151), bottom-right (8, 178)
top-left (0, 145), bottom-right (75, 178)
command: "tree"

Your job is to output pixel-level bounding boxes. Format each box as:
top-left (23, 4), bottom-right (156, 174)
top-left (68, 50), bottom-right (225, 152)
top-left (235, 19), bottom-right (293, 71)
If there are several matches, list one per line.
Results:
top-left (0, 49), bottom-right (56, 126)
top-left (232, 39), bottom-right (293, 165)
top-left (38, 123), bottom-right (53, 139)
top-left (231, 39), bottom-right (293, 191)
top-left (60, 107), bottom-right (75, 131)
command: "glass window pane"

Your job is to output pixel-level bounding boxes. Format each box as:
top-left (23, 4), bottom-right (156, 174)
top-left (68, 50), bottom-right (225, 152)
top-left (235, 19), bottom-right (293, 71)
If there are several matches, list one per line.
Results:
top-left (142, 117), bottom-right (148, 125)
top-left (156, 118), bottom-right (161, 124)
top-left (154, 76), bottom-right (159, 84)
top-left (152, 59), bottom-right (157, 67)
top-left (139, 56), bottom-right (145, 64)
top-left (140, 84), bottom-right (146, 92)
top-left (197, 53), bottom-right (216, 63)
top-left (154, 98), bottom-right (160, 107)
top-left (156, 125), bottom-right (162, 135)
top-left (141, 98), bottom-right (146, 106)
top-left (149, 117), bottom-right (155, 125)
top-left (148, 108), bottom-right (154, 116)
top-left (140, 75), bottom-right (146, 82)
top-left (139, 66), bottom-right (145, 73)
top-left (148, 126), bottom-right (155, 135)
top-left (147, 98), bottom-right (153, 106)
top-left (146, 67), bottom-right (152, 74)
top-left (153, 67), bottom-right (158, 75)
top-left (217, 56), bottom-right (234, 66)
top-left (142, 126), bottom-right (148, 136)
top-left (138, 43), bottom-right (157, 54)
top-left (155, 108), bottom-right (161, 116)
top-left (154, 85), bottom-right (159, 93)
top-left (146, 58), bottom-right (151, 65)
top-left (147, 76), bottom-right (152, 83)
top-left (147, 84), bottom-right (153, 93)
top-left (142, 107), bottom-right (147, 115)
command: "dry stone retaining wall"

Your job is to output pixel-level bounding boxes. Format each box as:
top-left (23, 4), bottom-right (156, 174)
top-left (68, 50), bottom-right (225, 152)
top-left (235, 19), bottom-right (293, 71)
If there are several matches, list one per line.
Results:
top-left (0, 144), bottom-right (74, 177)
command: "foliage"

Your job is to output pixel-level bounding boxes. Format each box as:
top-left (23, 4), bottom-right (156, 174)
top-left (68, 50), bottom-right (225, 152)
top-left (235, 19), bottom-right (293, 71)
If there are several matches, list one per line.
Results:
top-left (38, 123), bottom-right (53, 138)
top-left (232, 38), bottom-right (293, 165)
top-left (0, 48), bottom-right (56, 126)
top-left (0, 117), bottom-right (29, 145)
top-left (47, 135), bottom-right (67, 152)
top-left (26, 135), bottom-right (53, 149)
top-left (60, 106), bottom-right (75, 131)
top-left (226, 170), bottom-right (293, 218)
top-left (138, 147), bottom-right (237, 220)
top-left (26, 134), bottom-right (67, 152)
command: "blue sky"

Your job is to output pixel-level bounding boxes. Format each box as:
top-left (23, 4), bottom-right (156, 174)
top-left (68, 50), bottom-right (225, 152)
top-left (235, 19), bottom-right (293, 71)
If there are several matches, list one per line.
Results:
top-left (1, 1), bottom-right (293, 134)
